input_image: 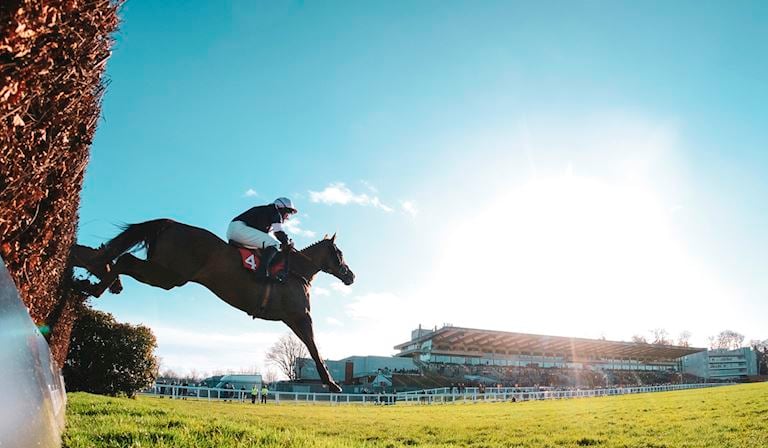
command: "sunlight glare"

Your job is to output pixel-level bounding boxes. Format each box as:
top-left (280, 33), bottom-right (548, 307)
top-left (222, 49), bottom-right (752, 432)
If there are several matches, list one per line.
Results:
top-left (427, 174), bottom-right (734, 342)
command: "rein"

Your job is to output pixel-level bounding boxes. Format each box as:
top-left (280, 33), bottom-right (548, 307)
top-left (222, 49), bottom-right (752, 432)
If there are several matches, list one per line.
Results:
top-left (285, 247), bottom-right (323, 285)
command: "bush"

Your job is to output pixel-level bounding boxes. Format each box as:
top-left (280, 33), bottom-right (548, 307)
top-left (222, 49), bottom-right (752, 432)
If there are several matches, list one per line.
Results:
top-left (64, 306), bottom-right (158, 397)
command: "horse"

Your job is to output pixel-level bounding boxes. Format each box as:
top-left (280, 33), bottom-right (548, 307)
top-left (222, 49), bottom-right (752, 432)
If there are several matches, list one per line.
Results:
top-left (70, 218), bottom-right (354, 392)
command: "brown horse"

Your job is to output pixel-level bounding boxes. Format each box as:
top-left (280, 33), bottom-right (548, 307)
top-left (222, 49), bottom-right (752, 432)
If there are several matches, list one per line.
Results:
top-left (71, 219), bottom-right (354, 392)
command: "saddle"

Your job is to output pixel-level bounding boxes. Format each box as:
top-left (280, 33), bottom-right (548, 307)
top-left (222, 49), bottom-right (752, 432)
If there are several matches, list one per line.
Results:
top-left (230, 243), bottom-right (287, 281)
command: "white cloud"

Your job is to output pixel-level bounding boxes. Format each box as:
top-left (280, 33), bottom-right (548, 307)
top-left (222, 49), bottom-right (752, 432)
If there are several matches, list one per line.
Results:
top-left (309, 182), bottom-right (393, 212)
top-left (400, 200), bottom-right (418, 217)
top-left (330, 281), bottom-right (353, 296)
top-left (243, 188), bottom-right (258, 197)
top-left (151, 325), bottom-right (278, 350)
top-left (360, 180), bottom-right (379, 193)
top-left (135, 323), bottom-right (285, 375)
top-left (282, 218), bottom-right (316, 239)
top-left (325, 317), bottom-right (343, 326)
top-left (345, 292), bottom-right (407, 320)
top-left (312, 286), bottom-right (330, 297)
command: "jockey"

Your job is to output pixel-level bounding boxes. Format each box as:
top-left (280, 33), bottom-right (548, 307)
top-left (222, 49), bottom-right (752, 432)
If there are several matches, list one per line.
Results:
top-left (227, 197), bottom-right (298, 279)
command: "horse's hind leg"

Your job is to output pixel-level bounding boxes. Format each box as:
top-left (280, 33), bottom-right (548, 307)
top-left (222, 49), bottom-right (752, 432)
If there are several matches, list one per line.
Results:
top-left (113, 253), bottom-right (187, 290)
top-left (69, 244), bottom-right (123, 295)
top-left (286, 314), bottom-right (342, 393)
top-left (88, 253), bottom-right (185, 297)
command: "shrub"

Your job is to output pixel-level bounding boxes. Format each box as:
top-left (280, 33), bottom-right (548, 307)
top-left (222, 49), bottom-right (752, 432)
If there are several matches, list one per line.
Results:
top-left (64, 306), bottom-right (158, 397)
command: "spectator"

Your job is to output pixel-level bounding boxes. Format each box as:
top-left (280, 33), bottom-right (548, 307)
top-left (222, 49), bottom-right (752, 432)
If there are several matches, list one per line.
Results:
top-left (223, 382), bottom-right (233, 402)
top-left (261, 384), bottom-right (268, 404)
top-left (251, 384), bottom-right (258, 404)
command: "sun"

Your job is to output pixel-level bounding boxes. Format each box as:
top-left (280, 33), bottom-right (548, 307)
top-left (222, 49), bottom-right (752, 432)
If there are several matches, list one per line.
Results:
top-left (427, 173), bottom-right (723, 340)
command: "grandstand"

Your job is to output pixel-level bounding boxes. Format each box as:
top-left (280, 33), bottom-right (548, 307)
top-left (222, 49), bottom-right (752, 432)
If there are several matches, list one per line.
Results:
top-left (395, 325), bottom-right (704, 370)
top-left (390, 325), bottom-right (708, 388)
top-left (291, 325), bottom-right (713, 392)
top-left (292, 325), bottom-right (760, 392)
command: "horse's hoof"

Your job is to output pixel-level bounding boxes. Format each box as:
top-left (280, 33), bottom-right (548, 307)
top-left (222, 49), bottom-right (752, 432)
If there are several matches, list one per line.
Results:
top-left (108, 280), bottom-right (123, 294)
top-left (85, 286), bottom-right (103, 298)
top-left (84, 282), bottom-right (109, 298)
top-left (329, 382), bottom-right (342, 393)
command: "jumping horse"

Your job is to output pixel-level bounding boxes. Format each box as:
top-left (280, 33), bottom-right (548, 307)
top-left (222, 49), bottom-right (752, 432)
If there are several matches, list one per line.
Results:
top-left (70, 219), bottom-right (354, 392)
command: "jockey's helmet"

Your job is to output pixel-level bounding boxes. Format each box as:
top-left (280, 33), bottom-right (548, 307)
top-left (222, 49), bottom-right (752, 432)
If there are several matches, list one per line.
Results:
top-left (273, 197), bottom-right (298, 214)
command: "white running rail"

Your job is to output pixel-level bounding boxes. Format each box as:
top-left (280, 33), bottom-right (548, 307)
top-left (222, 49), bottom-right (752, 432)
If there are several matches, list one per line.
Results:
top-left (142, 382), bottom-right (733, 406)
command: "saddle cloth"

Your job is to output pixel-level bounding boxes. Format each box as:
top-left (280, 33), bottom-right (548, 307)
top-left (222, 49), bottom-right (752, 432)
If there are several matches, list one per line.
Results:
top-left (237, 247), bottom-right (286, 277)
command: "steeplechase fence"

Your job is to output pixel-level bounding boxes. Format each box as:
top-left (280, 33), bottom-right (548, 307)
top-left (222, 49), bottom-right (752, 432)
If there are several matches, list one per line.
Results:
top-left (142, 382), bottom-right (733, 406)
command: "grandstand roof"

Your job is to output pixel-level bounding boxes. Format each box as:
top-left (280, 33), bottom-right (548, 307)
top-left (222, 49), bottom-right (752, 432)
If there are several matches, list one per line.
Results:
top-left (394, 326), bottom-right (705, 361)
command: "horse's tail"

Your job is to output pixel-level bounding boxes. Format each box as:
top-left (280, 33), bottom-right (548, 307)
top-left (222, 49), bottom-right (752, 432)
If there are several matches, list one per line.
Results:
top-left (102, 219), bottom-right (175, 262)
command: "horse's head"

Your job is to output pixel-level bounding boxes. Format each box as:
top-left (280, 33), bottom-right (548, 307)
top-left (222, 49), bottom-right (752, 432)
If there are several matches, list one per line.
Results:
top-left (314, 234), bottom-right (355, 285)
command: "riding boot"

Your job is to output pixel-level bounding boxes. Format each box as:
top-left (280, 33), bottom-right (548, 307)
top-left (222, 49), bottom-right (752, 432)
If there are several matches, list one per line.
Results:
top-left (257, 246), bottom-right (278, 279)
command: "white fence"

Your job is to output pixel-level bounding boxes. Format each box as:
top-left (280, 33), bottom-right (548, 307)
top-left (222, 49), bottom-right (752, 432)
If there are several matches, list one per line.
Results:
top-left (143, 382), bottom-right (732, 406)
top-left (393, 383), bottom-right (730, 405)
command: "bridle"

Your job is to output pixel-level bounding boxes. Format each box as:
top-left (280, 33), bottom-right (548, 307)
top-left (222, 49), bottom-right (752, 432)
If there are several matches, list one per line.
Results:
top-left (286, 246), bottom-right (348, 280)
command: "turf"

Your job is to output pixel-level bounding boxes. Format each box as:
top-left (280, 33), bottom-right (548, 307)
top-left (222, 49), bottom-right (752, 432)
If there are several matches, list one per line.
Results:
top-left (63, 382), bottom-right (768, 447)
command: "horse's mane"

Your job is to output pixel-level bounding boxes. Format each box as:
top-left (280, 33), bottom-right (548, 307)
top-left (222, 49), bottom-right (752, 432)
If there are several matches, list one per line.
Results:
top-left (300, 237), bottom-right (330, 252)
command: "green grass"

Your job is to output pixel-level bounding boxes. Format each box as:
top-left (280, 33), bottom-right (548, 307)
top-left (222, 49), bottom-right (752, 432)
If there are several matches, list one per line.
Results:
top-left (63, 383), bottom-right (768, 447)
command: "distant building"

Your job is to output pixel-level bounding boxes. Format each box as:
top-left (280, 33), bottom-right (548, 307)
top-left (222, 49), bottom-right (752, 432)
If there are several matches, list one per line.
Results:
top-left (394, 325), bottom-right (705, 372)
top-left (295, 355), bottom-right (417, 383)
top-left (208, 374), bottom-right (262, 390)
top-left (681, 348), bottom-right (758, 380)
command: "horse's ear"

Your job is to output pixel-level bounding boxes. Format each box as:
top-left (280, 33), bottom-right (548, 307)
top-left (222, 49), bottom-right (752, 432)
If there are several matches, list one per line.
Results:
top-left (323, 233), bottom-right (329, 240)
top-left (331, 232), bottom-right (336, 243)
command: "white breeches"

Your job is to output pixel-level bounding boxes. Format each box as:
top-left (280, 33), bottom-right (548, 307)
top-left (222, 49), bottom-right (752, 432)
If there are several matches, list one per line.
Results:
top-left (226, 221), bottom-right (279, 249)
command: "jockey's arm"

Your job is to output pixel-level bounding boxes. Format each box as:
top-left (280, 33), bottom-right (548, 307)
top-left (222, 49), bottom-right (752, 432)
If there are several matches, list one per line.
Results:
top-left (274, 230), bottom-right (290, 245)
top-left (272, 223), bottom-right (291, 248)
top-left (271, 216), bottom-right (293, 248)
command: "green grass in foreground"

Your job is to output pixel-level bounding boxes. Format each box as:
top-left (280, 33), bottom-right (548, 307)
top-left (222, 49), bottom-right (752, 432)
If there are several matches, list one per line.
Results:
top-left (64, 383), bottom-right (768, 447)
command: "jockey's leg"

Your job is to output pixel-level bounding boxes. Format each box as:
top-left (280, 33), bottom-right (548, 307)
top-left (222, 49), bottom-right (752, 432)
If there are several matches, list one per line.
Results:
top-left (257, 246), bottom-right (278, 279)
top-left (227, 221), bottom-right (281, 279)
top-left (227, 221), bottom-right (279, 249)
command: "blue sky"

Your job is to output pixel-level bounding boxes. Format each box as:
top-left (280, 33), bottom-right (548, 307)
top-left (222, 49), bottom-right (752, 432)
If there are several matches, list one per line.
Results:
top-left (79, 1), bottom-right (768, 375)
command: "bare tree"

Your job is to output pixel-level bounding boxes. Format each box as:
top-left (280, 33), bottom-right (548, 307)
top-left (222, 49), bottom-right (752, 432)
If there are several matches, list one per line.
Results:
top-left (237, 365), bottom-right (260, 374)
top-left (264, 369), bottom-right (280, 384)
top-left (265, 333), bottom-right (308, 381)
top-left (677, 331), bottom-right (692, 347)
top-left (709, 330), bottom-right (745, 350)
top-left (159, 368), bottom-right (179, 380)
top-left (750, 339), bottom-right (768, 375)
top-left (651, 328), bottom-right (672, 345)
top-left (631, 334), bottom-right (648, 344)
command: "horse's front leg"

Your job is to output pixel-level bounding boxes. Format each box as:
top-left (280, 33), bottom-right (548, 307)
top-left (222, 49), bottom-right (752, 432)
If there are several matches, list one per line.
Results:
top-left (286, 313), bottom-right (342, 393)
